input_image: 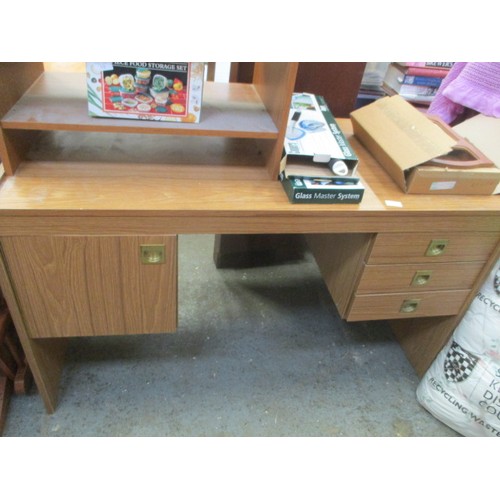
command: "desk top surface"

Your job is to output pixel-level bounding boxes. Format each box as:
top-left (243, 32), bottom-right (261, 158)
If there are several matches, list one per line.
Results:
top-left (0, 119), bottom-right (498, 235)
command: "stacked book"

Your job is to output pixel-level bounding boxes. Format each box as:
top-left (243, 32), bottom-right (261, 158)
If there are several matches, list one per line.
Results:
top-left (357, 62), bottom-right (390, 103)
top-left (382, 62), bottom-right (454, 105)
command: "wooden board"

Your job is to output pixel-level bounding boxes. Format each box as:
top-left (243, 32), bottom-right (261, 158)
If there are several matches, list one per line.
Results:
top-left (2, 73), bottom-right (280, 139)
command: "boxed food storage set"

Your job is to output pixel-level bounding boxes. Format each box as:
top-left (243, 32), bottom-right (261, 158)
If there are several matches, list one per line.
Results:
top-left (86, 62), bottom-right (204, 123)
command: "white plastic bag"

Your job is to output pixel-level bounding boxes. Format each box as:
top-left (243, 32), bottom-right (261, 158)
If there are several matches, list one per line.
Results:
top-left (417, 258), bottom-right (500, 436)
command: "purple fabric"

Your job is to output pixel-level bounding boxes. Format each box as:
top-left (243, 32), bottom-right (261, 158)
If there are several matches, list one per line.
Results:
top-left (427, 62), bottom-right (500, 123)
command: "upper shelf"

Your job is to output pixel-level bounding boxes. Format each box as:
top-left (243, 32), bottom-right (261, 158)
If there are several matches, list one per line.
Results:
top-left (1, 72), bottom-right (280, 139)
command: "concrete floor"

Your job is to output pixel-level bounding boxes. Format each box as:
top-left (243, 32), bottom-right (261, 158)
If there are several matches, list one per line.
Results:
top-left (3, 234), bottom-right (458, 437)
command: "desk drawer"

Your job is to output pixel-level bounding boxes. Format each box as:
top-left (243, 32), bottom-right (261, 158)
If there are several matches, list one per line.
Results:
top-left (368, 232), bottom-right (498, 264)
top-left (346, 289), bottom-right (470, 321)
top-left (357, 261), bottom-right (485, 293)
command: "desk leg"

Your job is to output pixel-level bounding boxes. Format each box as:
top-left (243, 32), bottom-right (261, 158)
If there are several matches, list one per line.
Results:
top-left (0, 375), bottom-right (12, 434)
top-left (390, 316), bottom-right (458, 377)
top-left (0, 251), bottom-right (67, 413)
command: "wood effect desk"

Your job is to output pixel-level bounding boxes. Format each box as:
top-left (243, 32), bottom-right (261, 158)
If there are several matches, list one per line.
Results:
top-left (0, 119), bottom-right (498, 413)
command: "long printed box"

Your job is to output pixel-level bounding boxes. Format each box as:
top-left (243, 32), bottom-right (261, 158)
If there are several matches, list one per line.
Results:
top-left (280, 93), bottom-right (359, 176)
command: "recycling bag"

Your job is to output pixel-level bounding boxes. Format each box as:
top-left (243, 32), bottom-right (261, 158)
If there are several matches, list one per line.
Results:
top-left (417, 258), bottom-right (500, 437)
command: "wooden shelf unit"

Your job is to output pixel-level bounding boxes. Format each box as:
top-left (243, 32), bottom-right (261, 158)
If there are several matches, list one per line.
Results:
top-left (0, 62), bottom-right (298, 178)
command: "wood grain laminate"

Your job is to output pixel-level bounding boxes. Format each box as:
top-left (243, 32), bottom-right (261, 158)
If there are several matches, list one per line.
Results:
top-left (0, 235), bottom-right (177, 338)
top-left (356, 261), bottom-right (486, 293)
top-left (0, 63), bottom-right (498, 413)
top-left (253, 62), bottom-right (299, 178)
top-left (368, 232), bottom-right (499, 264)
top-left (306, 233), bottom-right (374, 316)
top-left (390, 240), bottom-right (500, 376)
top-left (0, 63), bottom-right (45, 175)
top-left (0, 244), bottom-right (67, 413)
top-left (347, 289), bottom-right (470, 321)
top-left (1, 73), bottom-right (280, 139)
top-left (0, 121), bottom-right (498, 224)
top-left (0, 63), bottom-right (298, 180)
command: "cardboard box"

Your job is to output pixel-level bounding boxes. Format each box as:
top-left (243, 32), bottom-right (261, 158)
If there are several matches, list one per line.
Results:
top-left (350, 95), bottom-right (500, 195)
top-left (280, 93), bottom-right (359, 177)
top-left (86, 62), bottom-right (204, 123)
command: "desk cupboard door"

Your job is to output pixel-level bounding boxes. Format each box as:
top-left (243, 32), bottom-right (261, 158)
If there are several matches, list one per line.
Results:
top-left (0, 236), bottom-right (177, 338)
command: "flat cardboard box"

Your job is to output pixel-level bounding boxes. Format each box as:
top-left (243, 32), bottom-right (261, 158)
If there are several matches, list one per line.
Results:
top-left (281, 93), bottom-right (359, 177)
top-left (86, 62), bottom-right (204, 123)
top-left (350, 95), bottom-right (500, 195)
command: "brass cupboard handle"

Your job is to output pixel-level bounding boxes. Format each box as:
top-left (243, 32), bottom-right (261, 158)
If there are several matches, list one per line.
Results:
top-left (425, 239), bottom-right (449, 257)
top-left (400, 299), bottom-right (421, 313)
top-left (140, 244), bottom-right (166, 264)
top-left (411, 270), bottom-right (433, 286)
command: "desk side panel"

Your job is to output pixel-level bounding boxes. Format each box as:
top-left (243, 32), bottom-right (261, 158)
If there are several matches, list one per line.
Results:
top-left (306, 233), bottom-right (374, 316)
top-left (0, 241), bottom-right (67, 413)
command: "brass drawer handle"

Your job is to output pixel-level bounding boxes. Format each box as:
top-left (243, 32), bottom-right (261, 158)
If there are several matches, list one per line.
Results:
top-left (425, 239), bottom-right (449, 257)
top-left (400, 299), bottom-right (421, 313)
top-left (411, 270), bottom-right (433, 286)
top-left (140, 244), bottom-right (166, 264)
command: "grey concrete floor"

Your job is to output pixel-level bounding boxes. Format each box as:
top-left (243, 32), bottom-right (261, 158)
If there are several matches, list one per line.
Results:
top-left (3, 234), bottom-right (458, 436)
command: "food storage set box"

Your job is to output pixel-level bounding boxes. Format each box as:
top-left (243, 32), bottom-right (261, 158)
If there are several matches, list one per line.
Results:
top-left (86, 62), bottom-right (205, 123)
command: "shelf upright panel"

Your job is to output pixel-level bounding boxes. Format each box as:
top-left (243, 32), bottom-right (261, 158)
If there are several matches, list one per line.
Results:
top-left (252, 62), bottom-right (299, 179)
top-left (0, 63), bottom-right (45, 175)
